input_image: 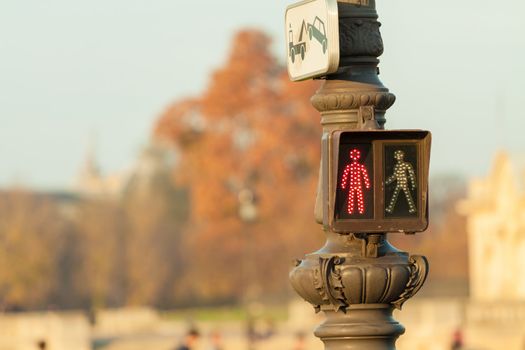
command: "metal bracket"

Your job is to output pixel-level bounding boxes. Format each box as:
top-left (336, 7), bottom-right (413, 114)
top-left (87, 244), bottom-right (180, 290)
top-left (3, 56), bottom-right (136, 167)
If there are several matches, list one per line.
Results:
top-left (365, 234), bottom-right (381, 258)
top-left (358, 105), bottom-right (378, 130)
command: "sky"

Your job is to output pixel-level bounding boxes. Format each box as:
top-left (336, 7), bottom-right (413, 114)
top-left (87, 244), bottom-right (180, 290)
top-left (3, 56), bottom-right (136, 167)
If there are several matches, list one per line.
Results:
top-left (0, 0), bottom-right (524, 189)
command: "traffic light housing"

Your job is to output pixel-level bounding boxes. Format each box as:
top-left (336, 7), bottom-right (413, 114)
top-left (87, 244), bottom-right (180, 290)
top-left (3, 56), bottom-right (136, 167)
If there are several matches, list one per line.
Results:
top-left (322, 130), bottom-right (431, 234)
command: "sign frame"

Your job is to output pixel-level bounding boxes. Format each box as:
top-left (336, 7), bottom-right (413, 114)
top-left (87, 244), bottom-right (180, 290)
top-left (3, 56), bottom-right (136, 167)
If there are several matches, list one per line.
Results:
top-left (322, 130), bottom-right (432, 234)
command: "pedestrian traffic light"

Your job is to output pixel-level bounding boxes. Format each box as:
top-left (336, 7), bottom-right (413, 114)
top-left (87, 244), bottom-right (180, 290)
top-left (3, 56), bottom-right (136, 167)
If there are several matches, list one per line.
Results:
top-left (322, 130), bottom-right (431, 234)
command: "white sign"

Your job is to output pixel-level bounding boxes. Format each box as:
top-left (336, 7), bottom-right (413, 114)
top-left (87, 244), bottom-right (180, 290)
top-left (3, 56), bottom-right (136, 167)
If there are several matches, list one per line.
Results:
top-left (285, 0), bottom-right (339, 81)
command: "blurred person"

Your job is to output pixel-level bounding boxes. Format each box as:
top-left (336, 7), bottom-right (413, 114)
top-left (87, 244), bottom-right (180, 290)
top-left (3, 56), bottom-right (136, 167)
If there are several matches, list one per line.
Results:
top-left (450, 328), bottom-right (463, 350)
top-left (261, 318), bottom-right (276, 339)
top-left (174, 328), bottom-right (200, 350)
top-left (208, 330), bottom-right (223, 350)
top-left (246, 317), bottom-right (257, 350)
top-left (293, 332), bottom-right (306, 350)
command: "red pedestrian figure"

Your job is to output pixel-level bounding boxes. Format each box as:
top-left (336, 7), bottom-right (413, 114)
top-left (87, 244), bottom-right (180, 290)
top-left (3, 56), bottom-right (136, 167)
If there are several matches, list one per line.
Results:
top-left (340, 148), bottom-right (371, 214)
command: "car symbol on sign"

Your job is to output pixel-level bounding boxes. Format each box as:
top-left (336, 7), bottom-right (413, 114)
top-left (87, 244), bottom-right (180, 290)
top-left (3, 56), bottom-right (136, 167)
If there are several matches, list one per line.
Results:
top-left (308, 16), bottom-right (328, 54)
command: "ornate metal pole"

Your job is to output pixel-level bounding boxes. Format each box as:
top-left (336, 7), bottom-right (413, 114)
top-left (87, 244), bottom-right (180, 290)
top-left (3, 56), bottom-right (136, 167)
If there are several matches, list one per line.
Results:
top-left (289, 1), bottom-right (429, 349)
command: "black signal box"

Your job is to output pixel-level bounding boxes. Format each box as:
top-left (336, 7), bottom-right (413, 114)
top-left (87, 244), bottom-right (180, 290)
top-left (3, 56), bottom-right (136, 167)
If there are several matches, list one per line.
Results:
top-left (322, 130), bottom-right (431, 234)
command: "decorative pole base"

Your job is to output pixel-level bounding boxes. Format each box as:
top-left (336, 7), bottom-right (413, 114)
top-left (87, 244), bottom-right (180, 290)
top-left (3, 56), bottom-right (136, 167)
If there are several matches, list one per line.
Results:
top-left (290, 233), bottom-right (428, 349)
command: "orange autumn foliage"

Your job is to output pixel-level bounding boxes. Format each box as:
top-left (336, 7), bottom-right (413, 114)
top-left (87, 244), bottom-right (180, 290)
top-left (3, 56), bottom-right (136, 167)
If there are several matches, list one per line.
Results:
top-left (154, 30), bottom-right (323, 302)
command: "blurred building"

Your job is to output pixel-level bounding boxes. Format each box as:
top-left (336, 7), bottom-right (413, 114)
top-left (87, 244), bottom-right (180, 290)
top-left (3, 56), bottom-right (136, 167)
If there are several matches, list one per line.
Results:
top-left (74, 145), bottom-right (130, 198)
top-left (459, 152), bottom-right (525, 349)
top-left (74, 142), bottom-right (177, 199)
top-left (459, 152), bottom-right (525, 301)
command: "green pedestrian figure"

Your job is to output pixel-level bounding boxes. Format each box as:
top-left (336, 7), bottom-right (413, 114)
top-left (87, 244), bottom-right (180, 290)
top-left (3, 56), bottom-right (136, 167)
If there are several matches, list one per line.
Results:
top-left (385, 150), bottom-right (417, 214)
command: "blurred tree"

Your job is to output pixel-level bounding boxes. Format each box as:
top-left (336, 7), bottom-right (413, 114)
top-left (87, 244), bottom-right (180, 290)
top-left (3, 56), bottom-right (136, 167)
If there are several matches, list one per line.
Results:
top-left (73, 198), bottom-right (125, 309)
top-left (0, 190), bottom-right (64, 310)
top-left (121, 145), bottom-right (189, 307)
top-left (154, 30), bottom-right (323, 303)
top-left (71, 145), bottom-right (190, 309)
